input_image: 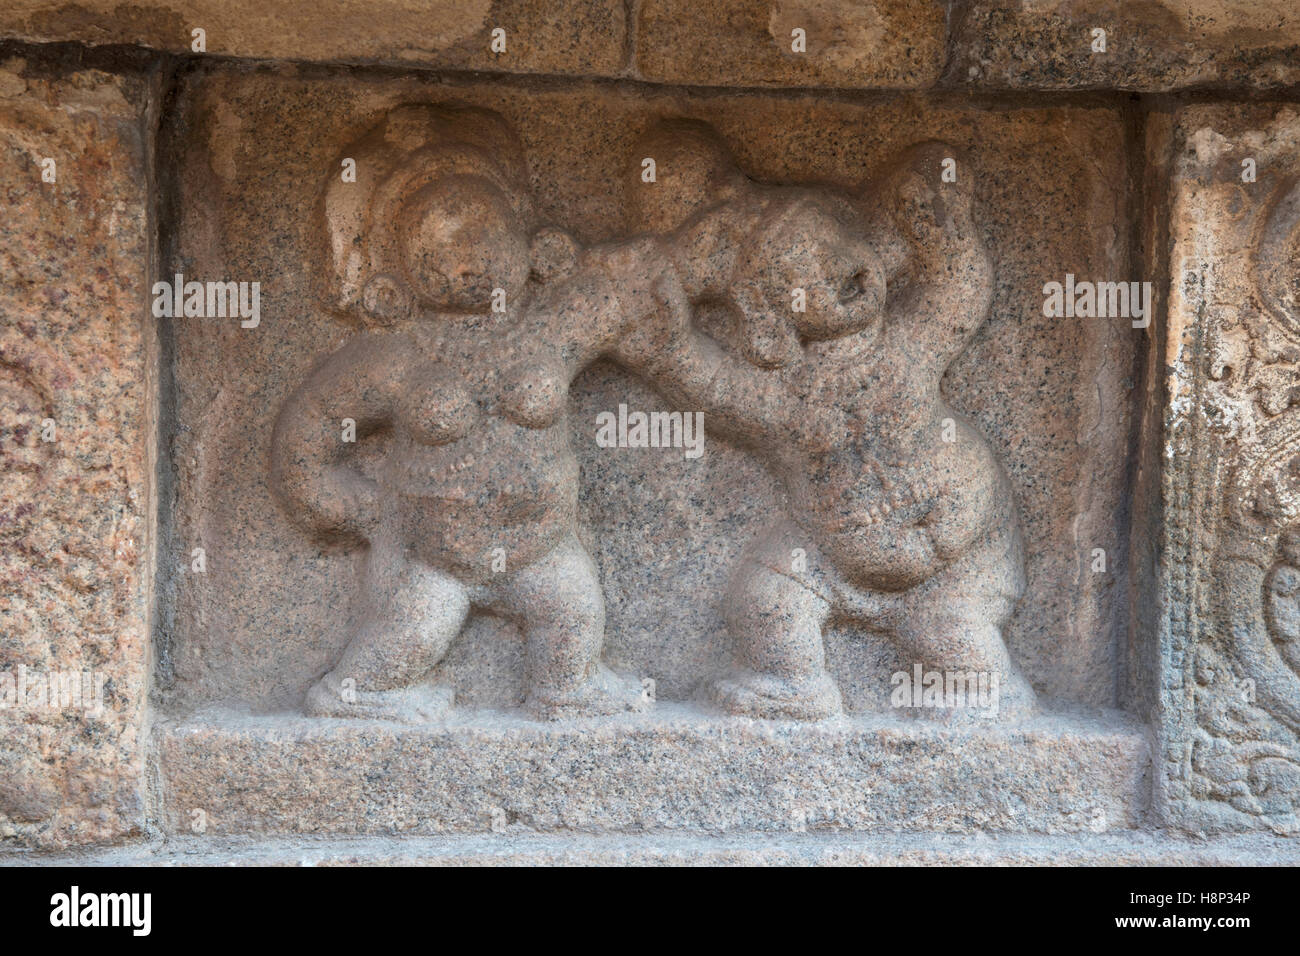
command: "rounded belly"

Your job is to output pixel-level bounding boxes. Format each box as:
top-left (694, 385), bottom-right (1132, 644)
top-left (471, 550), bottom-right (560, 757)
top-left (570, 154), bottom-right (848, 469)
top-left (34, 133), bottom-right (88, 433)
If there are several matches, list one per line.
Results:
top-left (385, 418), bottom-right (578, 578)
top-left (788, 430), bottom-right (1003, 591)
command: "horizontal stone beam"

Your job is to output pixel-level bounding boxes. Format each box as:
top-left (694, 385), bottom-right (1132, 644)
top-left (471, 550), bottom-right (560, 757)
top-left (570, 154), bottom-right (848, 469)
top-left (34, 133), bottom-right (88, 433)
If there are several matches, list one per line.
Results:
top-left (1, 1), bottom-right (1297, 90)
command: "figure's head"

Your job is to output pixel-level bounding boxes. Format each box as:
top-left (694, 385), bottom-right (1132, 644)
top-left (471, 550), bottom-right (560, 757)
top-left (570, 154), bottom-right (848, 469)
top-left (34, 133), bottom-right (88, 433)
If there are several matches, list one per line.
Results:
top-left (319, 104), bottom-right (542, 323)
top-left (628, 117), bottom-right (887, 369)
top-left (727, 193), bottom-right (886, 367)
top-left (395, 174), bottom-right (531, 311)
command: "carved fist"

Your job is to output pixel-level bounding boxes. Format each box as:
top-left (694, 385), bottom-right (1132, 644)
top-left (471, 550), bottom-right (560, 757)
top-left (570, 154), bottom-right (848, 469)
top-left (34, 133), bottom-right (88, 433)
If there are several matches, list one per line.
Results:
top-left (611, 267), bottom-right (693, 374)
top-left (869, 141), bottom-right (979, 267)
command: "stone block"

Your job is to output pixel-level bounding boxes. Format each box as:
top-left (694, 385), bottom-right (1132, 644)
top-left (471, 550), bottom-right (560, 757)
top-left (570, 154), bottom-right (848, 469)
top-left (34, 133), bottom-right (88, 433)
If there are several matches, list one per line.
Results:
top-left (636, 0), bottom-right (946, 89)
top-left (157, 706), bottom-right (1149, 835)
top-left (0, 0), bottom-right (628, 78)
top-left (1152, 103), bottom-right (1300, 834)
top-left (952, 0), bottom-right (1300, 90)
top-left (0, 58), bottom-right (154, 848)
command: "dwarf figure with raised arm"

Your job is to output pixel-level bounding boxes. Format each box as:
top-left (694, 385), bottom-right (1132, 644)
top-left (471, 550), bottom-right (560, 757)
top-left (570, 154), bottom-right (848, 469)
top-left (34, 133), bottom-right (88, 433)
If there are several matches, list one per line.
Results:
top-left (630, 121), bottom-right (1035, 721)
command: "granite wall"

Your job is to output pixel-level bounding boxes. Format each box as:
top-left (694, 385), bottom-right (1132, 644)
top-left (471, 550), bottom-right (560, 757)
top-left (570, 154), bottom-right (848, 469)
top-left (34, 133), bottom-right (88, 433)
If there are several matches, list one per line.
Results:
top-left (0, 1), bottom-right (1298, 863)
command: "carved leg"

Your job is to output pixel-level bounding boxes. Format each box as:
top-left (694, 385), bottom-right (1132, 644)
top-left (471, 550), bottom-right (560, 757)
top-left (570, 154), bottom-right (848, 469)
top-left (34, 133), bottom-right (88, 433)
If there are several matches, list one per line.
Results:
top-left (713, 562), bottom-right (842, 720)
top-left (892, 523), bottom-right (1036, 724)
top-left (305, 535), bottom-right (468, 723)
top-left (501, 533), bottom-right (648, 720)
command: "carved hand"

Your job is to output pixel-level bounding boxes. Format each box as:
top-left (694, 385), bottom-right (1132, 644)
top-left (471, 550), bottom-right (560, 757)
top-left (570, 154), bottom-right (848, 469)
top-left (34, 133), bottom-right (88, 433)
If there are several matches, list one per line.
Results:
top-left (609, 268), bottom-right (693, 377)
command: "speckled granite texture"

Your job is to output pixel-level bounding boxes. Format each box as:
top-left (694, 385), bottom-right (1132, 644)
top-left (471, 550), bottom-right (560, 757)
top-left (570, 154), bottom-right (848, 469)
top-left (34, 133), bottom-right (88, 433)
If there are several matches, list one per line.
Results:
top-left (0, 58), bottom-right (155, 848)
top-left (162, 69), bottom-right (1133, 720)
top-left (156, 706), bottom-right (1149, 835)
top-left (0, 2), bottom-right (1298, 865)
top-left (1, 1), bottom-right (1296, 91)
top-left (0, 1), bottom-right (628, 78)
top-left (1150, 104), bottom-right (1300, 835)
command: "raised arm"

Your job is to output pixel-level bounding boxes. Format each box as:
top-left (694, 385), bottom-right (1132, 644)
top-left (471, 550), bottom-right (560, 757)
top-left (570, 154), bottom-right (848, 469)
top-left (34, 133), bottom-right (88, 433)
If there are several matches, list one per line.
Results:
top-left (520, 230), bottom-right (794, 444)
top-left (866, 142), bottom-right (994, 382)
top-left (533, 236), bottom-right (690, 377)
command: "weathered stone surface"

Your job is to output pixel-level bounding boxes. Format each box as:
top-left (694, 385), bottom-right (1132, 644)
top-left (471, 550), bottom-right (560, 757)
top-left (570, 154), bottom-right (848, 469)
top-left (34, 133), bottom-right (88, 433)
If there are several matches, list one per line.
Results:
top-left (13, 830), bottom-right (1300, 866)
top-left (0, 0), bottom-right (627, 78)
top-left (253, 101), bottom-right (1040, 726)
top-left (1154, 103), bottom-right (1300, 834)
top-left (157, 706), bottom-right (1148, 835)
top-left (0, 58), bottom-right (154, 848)
top-left (635, 0), bottom-right (946, 88)
top-left (952, 0), bottom-right (1300, 90)
top-left (160, 68), bottom-right (1134, 729)
top-left (10, 3), bottom-right (1300, 867)
top-left (114, 64), bottom-right (1148, 849)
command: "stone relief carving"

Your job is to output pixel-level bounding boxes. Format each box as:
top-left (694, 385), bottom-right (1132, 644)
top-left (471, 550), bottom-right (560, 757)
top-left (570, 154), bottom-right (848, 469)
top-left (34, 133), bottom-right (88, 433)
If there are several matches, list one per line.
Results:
top-left (1187, 161), bottom-right (1300, 832)
top-left (270, 104), bottom-right (1034, 723)
top-left (627, 120), bottom-right (1034, 721)
top-left (269, 105), bottom-right (699, 721)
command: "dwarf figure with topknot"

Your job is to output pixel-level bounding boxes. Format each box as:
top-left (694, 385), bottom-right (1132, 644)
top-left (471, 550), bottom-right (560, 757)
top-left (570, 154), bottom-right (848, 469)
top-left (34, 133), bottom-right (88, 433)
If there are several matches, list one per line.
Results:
top-left (272, 105), bottom-right (687, 721)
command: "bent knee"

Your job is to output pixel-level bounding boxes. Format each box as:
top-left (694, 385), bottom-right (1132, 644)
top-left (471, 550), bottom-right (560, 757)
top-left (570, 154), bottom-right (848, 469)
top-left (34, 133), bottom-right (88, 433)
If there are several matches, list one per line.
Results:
top-left (725, 563), bottom-right (826, 627)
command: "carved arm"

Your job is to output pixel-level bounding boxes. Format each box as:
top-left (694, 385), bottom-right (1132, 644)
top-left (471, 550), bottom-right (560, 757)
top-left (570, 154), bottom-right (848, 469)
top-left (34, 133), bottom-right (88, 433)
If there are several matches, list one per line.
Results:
top-left (270, 332), bottom-right (405, 543)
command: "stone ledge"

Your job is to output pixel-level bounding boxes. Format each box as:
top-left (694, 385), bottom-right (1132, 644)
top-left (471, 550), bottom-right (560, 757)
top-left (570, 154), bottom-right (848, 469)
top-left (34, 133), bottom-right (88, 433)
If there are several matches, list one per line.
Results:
top-left (4, 1), bottom-right (1299, 92)
top-left (156, 704), bottom-right (1149, 836)
top-left (633, 0), bottom-right (947, 89)
top-left (9, 830), bottom-right (1300, 866)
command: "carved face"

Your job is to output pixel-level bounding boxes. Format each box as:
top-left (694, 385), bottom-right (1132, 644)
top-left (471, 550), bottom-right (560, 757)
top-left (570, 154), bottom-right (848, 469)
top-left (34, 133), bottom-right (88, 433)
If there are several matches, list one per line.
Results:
top-left (731, 196), bottom-right (885, 367)
top-left (396, 174), bottom-right (532, 314)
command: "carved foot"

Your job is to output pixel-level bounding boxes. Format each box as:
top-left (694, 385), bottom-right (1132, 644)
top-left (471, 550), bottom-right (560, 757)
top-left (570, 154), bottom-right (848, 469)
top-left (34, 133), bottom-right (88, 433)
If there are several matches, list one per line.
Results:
top-left (304, 672), bottom-right (454, 724)
top-left (525, 664), bottom-right (651, 721)
top-left (712, 669), bottom-right (843, 720)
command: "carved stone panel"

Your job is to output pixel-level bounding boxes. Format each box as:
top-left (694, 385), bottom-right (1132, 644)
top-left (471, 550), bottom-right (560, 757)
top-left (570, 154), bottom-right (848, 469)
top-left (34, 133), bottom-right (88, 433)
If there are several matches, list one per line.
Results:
top-left (3, 0), bottom-right (1300, 872)
top-left (145, 66), bottom-right (1145, 836)
top-left (1156, 104), bottom-right (1300, 834)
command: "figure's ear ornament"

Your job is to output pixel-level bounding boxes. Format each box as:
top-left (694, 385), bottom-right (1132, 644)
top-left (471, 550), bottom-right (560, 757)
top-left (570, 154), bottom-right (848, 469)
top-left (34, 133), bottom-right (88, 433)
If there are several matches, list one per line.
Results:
top-left (529, 226), bottom-right (580, 283)
top-left (360, 273), bottom-right (413, 325)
